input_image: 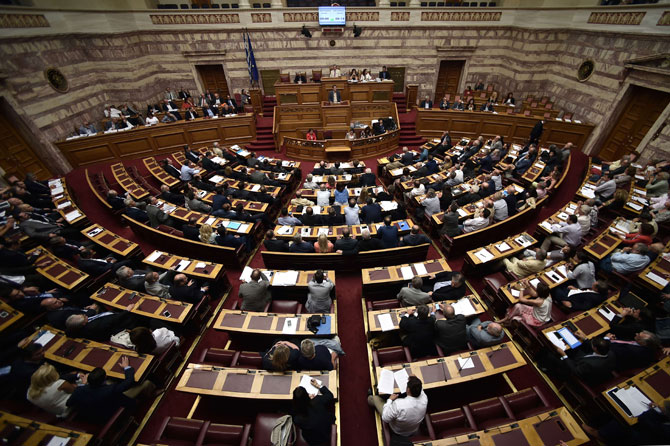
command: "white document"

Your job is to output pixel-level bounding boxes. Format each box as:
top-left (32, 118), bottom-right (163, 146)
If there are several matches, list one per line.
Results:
top-left (205, 217), bottom-right (216, 226)
top-left (301, 227), bottom-right (311, 237)
top-left (495, 242), bottom-right (511, 252)
top-left (457, 208), bottom-right (468, 217)
top-left (511, 288), bottom-right (521, 298)
top-left (558, 212), bottom-right (569, 221)
top-left (48, 179), bottom-right (62, 187)
top-left (64, 210), bottom-right (81, 222)
top-left (400, 266), bottom-right (414, 280)
top-left (196, 262), bottom-right (206, 269)
top-left (87, 227), bottom-right (103, 237)
top-left (377, 368), bottom-right (395, 394)
top-left (474, 249), bottom-right (494, 263)
top-left (299, 375), bottom-right (322, 397)
top-left (57, 201), bottom-right (71, 209)
top-left (580, 188), bottom-right (595, 199)
top-left (378, 313), bottom-right (395, 332)
top-left (177, 259), bottom-right (191, 271)
top-left (529, 278), bottom-right (541, 289)
top-left (598, 306), bottom-right (616, 321)
top-left (457, 357), bottom-right (475, 370)
top-left (34, 331), bottom-right (56, 346)
top-left (250, 184), bottom-right (261, 192)
top-left (546, 271), bottom-right (562, 283)
top-left (146, 251), bottom-right (162, 262)
top-left (534, 162), bottom-right (544, 168)
top-left (557, 328), bottom-right (580, 346)
top-left (627, 202), bottom-right (643, 211)
top-left (646, 271), bottom-right (669, 288)
top-left (278, 226), bottom-right (293, 235)
top-left (540, 221), bottom-right (553, 232)
top-left (634, 188), bottom-right (646, 196)
top-left (610, 386), bottom-right (652, 417)
top-left (273, 271), bottom-right (299, 286)
top-left (546, 331), bottom-right (567, 350)
top-left (310, 206), bottom-right (321, 214)
top-left (51, 186), bottom-right (64, 196)
top-left (413, 263), bottom-right (428, 276)
top-left (238, 224), bottom-right (250, 233)
top-left (239, 266), bottom-right (253, 283)
top-left (615, 221), bottom-right (632, 233)
top-left (209, 175), bottom-right (224, 183)
top-left (46, 437), bottom-right (71, 446)
top-left (452, 298), bottom-right (477, 316)
top-left (318, 227), bottom-right (330, 236)
top-left (282, 317), bottom-right (298, 335)
top-left (379, 201), bottom-right (398, 211)
top-left (557, 264), bottom-right (568, 278)
top-left (515, 236), bottom-right (532, 248)
top-left (393, 368), bottom-right (409, 393)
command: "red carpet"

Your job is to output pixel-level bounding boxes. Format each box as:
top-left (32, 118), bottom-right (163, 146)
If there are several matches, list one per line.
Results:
top-left (61, 137), bottom-right (587, 445)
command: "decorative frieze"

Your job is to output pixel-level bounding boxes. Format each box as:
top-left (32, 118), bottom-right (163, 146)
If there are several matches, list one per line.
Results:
top-left (283, 12), bottom-right (318, 23)
top-left (657, 11), bottom-right (670, 26)
top-left (421, 11), bottom-right (501, 22)
top-left (150, 14), bottom-right (240, 25)
top-left (391, 11), bottom-right (410, 22)
top-left (587, 11), bottom-right (645, 25)
top-left (346, 11), bottom-right (379, 22)
top-left (0, 13), bottom-right (49, 28)
top-left (251, 13), bottom-right (272, 23)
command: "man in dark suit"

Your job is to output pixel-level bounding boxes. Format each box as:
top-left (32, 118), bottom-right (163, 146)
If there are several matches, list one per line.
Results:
top-left (399, 304), bottom-right (437, 358)
top-left (434, 304), bottom-right (467, 354)
top-left (160, 159), bottom-right (181, 179)
top-left (64, 304), bottom-right (139, 341)
top-left (400, 147), bottom-right (414, 166)
top-left (325, 208), bottom-right (345, 226)
top-left (215, 226), bottom-right (247, 250)
top-left (161, 100), bottom-right (182, 120)
top-left (180, 217), bottom-right (200, 241)
top-left (358, 230), bottom-right (384, 252)
top-left (553, 280), bottom-right (609, 311)
top-left (361, 198), bottom-right (382, 224)
top-left (300, 207), bottom-right (322, 226)
top-left (334, 228), bottom-right (358, 255)
top-left (224, 95), bottom-right (238, 111)
top-left (400, 226), bottom-right (430, 246)
top-left (160, 185), bottom-right (185, 206)
top-left (170, 273), bottom-right (207, 303)
top-left (293, 73), bottom-right (307, 83)
top-left (24, 173), bottom-right (50, 195)
top-left (184, 145), bottom-right (200, 164)
top-left (502, 185), bottom-right (519, 217)
top-left (419, 96), bottom-right (433, 109)
top-left (377, 216), bottom-right (399, 248)
top-left (76, 248), bottom-right (129, 276)
top-left (116, 266), bottom-right (151, 292)
top-left (372, 119), bottom-right (386, 136)
top-left (608, 330), bottom-right (659, 371)
top-left (48, 236), bottom-right (84, 261)
top-left (328, 85), bottom-right (341, 104)
top-left (543, 336), bottom-right (615, 386)
top-left (264, 230), bottom-right (289, 252)
top-left (424, 271), bottom-right (467, 301)
top-left (379, 65), bottom-right (390, 80)
top-left (359, 168), bottom-right (376, 187)
top-left (67, 357), bottom-right (155, 422)
top-left (184, 109), bottom-right (198, 121)
top-left (529, 120), bottom-right (544, 145)
top-left (124, 200), bottom-right (149, 224)
top-left (289, 234), bottom-right (315, 253)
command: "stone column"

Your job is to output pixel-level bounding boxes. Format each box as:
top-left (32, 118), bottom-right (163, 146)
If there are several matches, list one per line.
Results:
top-left (409, 0), bottom-right (421, 6)
top-left (238, 0), bottom-right (251, 8)
top-left (378, 0), bottom-right (391, 6)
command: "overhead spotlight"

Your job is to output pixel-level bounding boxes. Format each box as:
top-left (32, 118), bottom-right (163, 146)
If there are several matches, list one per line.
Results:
top-left (353, 24), bottom-right (362, 38)
top-left (301, 25), bottom-right (312, 38)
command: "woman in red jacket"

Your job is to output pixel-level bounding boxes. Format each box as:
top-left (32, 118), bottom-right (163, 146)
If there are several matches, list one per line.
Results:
top-left (620, 222), bottom-right (654, 246)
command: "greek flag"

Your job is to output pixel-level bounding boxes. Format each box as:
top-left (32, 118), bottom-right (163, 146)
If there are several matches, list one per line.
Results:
top-left (244, 31), bottom-right (259, 83)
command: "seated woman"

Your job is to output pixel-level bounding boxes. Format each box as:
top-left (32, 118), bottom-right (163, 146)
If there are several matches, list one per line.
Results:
top-left (261, 341), bottom-right (300, 372)
top-left (348, 68), bottom-right (359, 81)
top-left (500, 281), bottom-right (552, 327)
top-left (360, 68), bottom-right (372, 81)
top-left (503, 92), bottom-right (515, 105)
top-left (489, 91), bottom-right (499, 104)
top-left (130, 326), bottom-right (180, 355)
top-left (314, 234), bottom-right (334, 253)
top-left (604, 188), bottom-right (628, 212)
top-left (306, 128), bottom-right (317, 141)
top-left (27, 363), bottom-right (77, 417)
top-left (199, 224), bottom-right (217, 244)
top-left (439, 94), bottom-right (450, 110)
top-left (466, 98), bottom-right (476, 111)
top-left (620, 222), bottom-right (654, 246)
top-left (292, 381), bottom-right (335, 446)
top-left (346, 128), bottom-right (356, 141)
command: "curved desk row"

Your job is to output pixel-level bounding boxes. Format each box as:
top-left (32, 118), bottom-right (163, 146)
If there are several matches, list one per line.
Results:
top-left (283, 130), bottom-right (400, 161)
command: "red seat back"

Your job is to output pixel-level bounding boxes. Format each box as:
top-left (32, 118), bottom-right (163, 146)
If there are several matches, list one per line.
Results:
top-left (203, 422), bottom-right (245, 445)
top-left (270, 300), bottom-right (302, 314)
top-left (237, 351), bottom-right (263, 368)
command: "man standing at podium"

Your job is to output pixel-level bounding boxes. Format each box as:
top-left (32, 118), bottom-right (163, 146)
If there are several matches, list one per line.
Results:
top-left (328, 85), bottom-right (341, 104)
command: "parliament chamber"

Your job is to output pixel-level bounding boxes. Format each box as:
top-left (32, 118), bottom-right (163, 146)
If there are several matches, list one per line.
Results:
top-left (1, 1), bottom-right (670, 445)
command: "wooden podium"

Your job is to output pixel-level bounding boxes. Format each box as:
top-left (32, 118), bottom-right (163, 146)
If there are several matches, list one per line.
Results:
top-left (321, 100), bottom-right (351, 129)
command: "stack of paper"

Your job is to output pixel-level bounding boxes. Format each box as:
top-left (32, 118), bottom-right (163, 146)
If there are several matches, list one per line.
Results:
top-left (64, 210), bottom-right (81, 222)
top-left (457, 208), bottom-right (468, 217)
top-left (546, 331), bottom-right (567, 350)
top-left (204, 216), bottom-right (216, 226)
top-left (540, 221), bottom-right (553, 232)
top-left (495, 242), bottom-right (511, 252)
top-left (413, 263), bottom-right (428, 276)
top-left (608, 386), bottom-right (652, 417)
top-left (598, 306), bottom-right (616, 321)
top-left (474, 249), bottom-right (494, 263)
top-left (317, 227), bottom-right (330, 236)
top-left (400, 266), bottom-right (414, 280)
top-left (529, 278), bottom-right (541, 289)
top-left (556, 264), bottom-right (568, 278)
top-left (377, 368), bottom-right (410, 394)
top-left (51, 185), bottom-right (64, 196)
top-left (457, 357), bottom-right (475, 370)
top-left (580, 188), bottom-right (595, 199)
top-left (301, 227), bottom-right (311, 237)
top-left (627, 202), bottom-right (643, 211)
top-left (299, 375), bottom-right (322, 397)
top-left (282, 317), bottom-right (298, 334)
top-left (146, 251), bottom-right (163, 262)
top-left (615, 221), bottom-right (632, 233)
top-left (277, 226), bottom-right (293, 235)
top-left (646, 271), bottom-right (669, 288)
top-left (209, 175), bottom-right (224, 183)
top-left (239, 266), bottom-right (253, 282)
top-left (515, 236), bottom-right (532, 247)
top-left (177, 259), bottom-right (191, 271)
top-left (452, 298), bottom-right (477, 316)
top-left (510, 288), bottom-right (521, 298)
top-left (238, 223), bottom-right (250, 233)
top-left (250, 184), bottom-right (261, 192)
top-left (34, 331), bottom-right (56, 346)
top-left (377, 313), bottom-right (395, 332)
top-left (87, 227), bottom-right (103, 237)
top-left (379, 201), bottom-right (398, 211)
top-left (546, 271), bottom-right (563, 283)
top-left (273, 270), bottom-right (299, 286)
top-left (557, 212), bottom-right (569, 221)
top-left (57, 201), bottom-right (71, 210)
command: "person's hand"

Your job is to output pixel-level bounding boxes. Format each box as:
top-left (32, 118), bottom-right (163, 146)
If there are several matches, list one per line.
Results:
top-left (47, 288), bottom-right (58, 294)
top-left (662, 347), bottom-right (670, 357)
top-left (554, 345), bottom-right (566, 356)
top-left (389, 393), bottom-right (399, 401)
top-left (622, 308), bottom-right (633, 317)
top-left (48, 232), bottom-right (57, 238)
top-left (407, 308), bottom-right (415, 315)
top-left (17, 337), bottom-right (32, 349)
top-left (605, 332), bottom-right (616, 340)
top-left (574, 330), bottom-right (587, 340)
top-left (310, 379), bottom-right (321, 389)
top-left (126, 303), bottom-right (137, 312)
top-left (79, 373), bottom-right (88, 384)
top-left (187, 280), bottom-right (194, 286)
top-left (623, 247), bottom-right (632, 253)
top-left (22, 286), bottom-right (39, 295)
top-left (427, 291), bottom-right (433, 296)
top-left (119, 356), bottom-right (129, 369)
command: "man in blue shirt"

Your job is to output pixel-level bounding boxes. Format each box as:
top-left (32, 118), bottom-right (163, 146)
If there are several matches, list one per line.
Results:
top-left (601, 243), bottom-right (650, 275)
top-left (179, 160), bottom-right (198, 181)
top-left (377, 216), bottom-right (399, 248)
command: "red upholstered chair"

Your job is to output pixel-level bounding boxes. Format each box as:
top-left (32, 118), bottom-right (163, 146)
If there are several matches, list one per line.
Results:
top-left (540, 96), bottom-right (549, 104)
top-left (230, 297), bottom-right (271, 312)
top-left (504, 387), bottom-right (552, 419)
top-left (269, 300), bottom-right (303, 314)
top-left (429, 407), bottom-right (477, 438)
top-left (366, 299), bottom-right (401, 311)
top-left (312, 70), bottom-right (322, 82)
top-left (153, 416), bottom-right (209, 446)
top-left (236, 351), bottom-right (263, 368)
top-left (506, 107), bottom-right (515, 114)
top-left (372, 346), bottom-right (412, 367)
top-left (523, 109), bottom-right (532, 116)
top-left (279, 73), bottom-right (290, 83)
top-left (382, 417), bottom-right (434, 444)
top-left (251, 413), bottom-right (291, 446)
top-left (445, 93), bottom-right (451, 101)
top-left (526, 95), bottom-right (534, 102)
top-left (563, 112), bottom-right (573, 120)
top-left (467, 396), bottom-right (515, 430)
top-left (482, 272), bottom-right (508, 312)
top-left (543, 112), bottom-right (551, 120)
top-left (295, 425), bottom-right (337, 446)
top-left (203, 422), bottom-right (251, 446)
top-left (323, 130), bottom-right (333, 140)
top-left (198, 348), bottom-right (239, 367)
top-left (530, 101), bottom-right (538, 108)
top-left (545, 102), bottom-right (553, 109)
top-left (486, 84), bottom-right (494, 92)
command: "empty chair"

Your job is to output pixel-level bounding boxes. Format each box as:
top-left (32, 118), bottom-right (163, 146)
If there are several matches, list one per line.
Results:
top-left (504, 387), bottom-right (552, 419)
top-left (367, 299), bottom-right (401, 311)
top-left (523, 109), bottom-right (532, 116)
top-left (251, 413), bottom-right (289, 446)
top-left (562, 112), bottom-right (573, 120)
top-left (467, 396), bottom-right (515, 429)
top-left (203, 422), bottom-right (251, 446)
top-left (545, 102), bottom-right (553, 109)
top-left (429, 407), bottom-right (477, 438)
top-left (383, 418), bottom-right (434, 444)
top-left (180, 3), bottom-right (189, 8)
top-left (540, 96), bottom-right (549, 104)
top-left (153, 417), bottom-right (208, 446)
top-left (312, 70), bottom-right (322, 82)
top-left (280, 73), bottom-right (290, 83)
top-left (269, 300), bottom-right (303, 314)
top-left (506, 107), bottom-right (515, 114)
top-left (211, 3), bottom-right (220, 7)
top-left (372, 346), bottom-right (412, 367)
top-left (236, 351), bottom-right (264, 368)
top-left (198, 348), bottom-right (239, 367)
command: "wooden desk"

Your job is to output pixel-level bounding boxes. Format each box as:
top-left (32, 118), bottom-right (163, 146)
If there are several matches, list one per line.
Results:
top-left (0, 300), bottom-right (22, 333)
top-left (465, 232), bottom-right (537, 267)
top-left (0, 411), bottom-right (93, 446)
top-left (142, 250), bottom-right (225, 281)
top-left (274, 79), bottom-right (394, 105)
top-left (110, 163), bottom-right (149, 201)
top-left (28, 247), bottom-right (89, 290)
top-left (200, 193), bottom-right (269, 214)
top-left (521, 160), bottom-right (546, 184)
top-left (143, 156), bottom-right (180, 187)
top-left (56, 114), bottom-right (256, 168)
top-left (82, 224), bottom-right (140, 257)
top-left (177, 364), bottom-right (337, 400)
top-left (536, 202), bottom-right (579, 236)
top-left (213, 309), bottom-right (337, 335)
top-left (603, 356), bottom-right (670, 425)
top-left (29, 326), bottom-right (153, 381)
top-left (233, 165), bottom-right (294, 184)
top-left (623, 183), bottom-right (648, 216)
top-left (429, 184), bottom-right (526, 226)
top-left (156, 200), bottom-right (253, 236)
top-left (362, 258), bottom-right (450, 286)
top-left (375, 342), bottom-right (525, 392)
top-left (273, 219), bottom-right (414, 241)
top-left (636, 243), bottom-right (670, 291)
top-left (256, 155), bottom-right (302, 170)
top-left (415, 108), bottom-right (594, 149)
top-left (583, 220), bottom-right (626, 260)
top-left (575, 160), bottom-right (600, 201)
top-left (416, 407), bottom-right (588, 446)
top-left (92, 283), bottom-right (193, 324)
top-left (238, 267), bottom-right (336, 288)
top-left (500, 261), bottom-right (571, 305)
top-left (283, 132), bottom-right (400, 161)
top-left (367, 296), bottom-right (485, 333)
top-left (49, 178), bottom-right (87, 225)
top-left (206, 176), bottom-right (282, 198)
top-left (298, 185), bottom-right (383, 200)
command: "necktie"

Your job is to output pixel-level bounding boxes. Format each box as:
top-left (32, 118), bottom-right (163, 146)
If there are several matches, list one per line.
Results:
top-left (87, 311), bottom-right (114, 322)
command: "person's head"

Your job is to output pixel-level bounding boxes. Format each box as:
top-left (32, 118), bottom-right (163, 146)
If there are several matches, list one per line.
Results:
top-left (145, 271), bottom-right (159, 284)
top-left (216, 225), bottom-right (227, 237)
top-left (639, 223), bottom-right (653, 236)
top-left (443, 304), bottom-right (455, 319)
top-left (482, 208), bottom-right (491, 219)
top-left (451, 272), bottom-right (464, 287)
top-left (536, 282), bottom-right (550, 298)
top-left (593, 280), bottom-right (609, 295)
top-left (406, 376), bottom-right (422, 397)
top-left (293, 234), bottom-right (303, 244)
top-left (271, 344), bottom-right (291, 371)
top-left (174, 273), bottom-right (188, 286)
top-left (632, 242), bottom-right (648, 254)
top-left (199, 224), bottom-right (213, 242)
top-left (486, 322), bottom-right (503, 338)
top-left (116, 266), bottom-right (134, 280)
top-left (591, 337), bottom-right (610, 355)
top-left (416, 305), bottom-right (429, 320)
top-left (129, 327), bottom-right (157, 355)
top-left (384, 215), bottom-right (392, 226)
top-left (568, 214), bottom-right (578, 224)
top-left (300, 339), bottom-right (315, 360)
top-left (292, 386), bottom-right (311, 415)
top-left (281, 207), bottom-right (289, 217)
top-left (87, 367), bottom-right (107, 388)
top-left (341, 227), bottom-right (351, 239)
top-left (28, 363), bottom-right (60, 399)
top-left (65, 313), bottom-right (88, 331)
top-left (535, 249), bottom-right (547, 261)
top-left (348, 198), bottom-right (356, 208)
top-left (317, 234), bottom-right (329, 251)
top-left (635, 331), bottom-right (661, 350)
top-left (411, 276), bottom-right (423, 290)
top-left (313, 269), bottom-right (325, 284)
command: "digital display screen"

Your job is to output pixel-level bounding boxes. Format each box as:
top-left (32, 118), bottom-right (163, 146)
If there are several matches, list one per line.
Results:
top-left (319, 6), bottom-right (346, 26)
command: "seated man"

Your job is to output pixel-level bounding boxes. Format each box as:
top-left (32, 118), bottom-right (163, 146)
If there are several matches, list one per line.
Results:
top-left (303, 174), bottom-right (318, 190)
top-left (214, 226), bottom-right (247, 250)
top-left (398, 276), bottom-right (432, 307)
top-left (306, 269), bottom-right (334, 313)
top-left (278, 207), bottom-right (302, 226)
top-left (541, 335), bottom-right (615, 386)
top-left (123, 200), bottom-right (149, 224)
top-left (66, 357), bottom-right (156, 422)
top-left (106, 189), bottom-right (126, 210)
top-left (334, 227), bottom-right (358, 255)
top-left (144, 270), bottom-right (173, 299)
top-left (600, 243), bottom-right (650, 275)
top-left (264, 229), bottom-right (289, 252)
top-left (378, 216), bottom-right (399, 248)
top-left (503, 248), bottom-right (547, 278)
top-left (64, 303), bottom-right (139, 341)
top-left (607, 330), bottom-right (660, 372)
top-left (289, 234), bottom-right (315, 253)
top-left (434, 304), bottom-right (467, 354)
top-left (76, 248), bottom-right (130, 276)
top-left (297, 339), bottom-right (336, 371)
top-left (359, 168), bottom-right (376, 187)
top-left (423, 271), bottom-right (466, 301)
top-left (239, 268), bottom-right (270, 311)
top-left (461, 208), bottom-right (490, 234)
top-left (367, 376), bottom-right (428, 441)
top-left (116, 266), bottom-right (150, 291)
top-left (180, 217), bottom-right (200, 241)
top-left (291, 191), bottom-right (314, 207)
top-left (357, 229), bottom-right (383, 252)
top-left (466, 318), bottom-right (504, 348)
top-left (400, 225), bottom-right (430, 246)
top-left (553, 280), bottom-right (609, 311)
top-left (169, 273), bottom-right (207, 303)
top-left (540, 214), bottom-right (582, 251)
top-left (399, 305), bottom-right (437, 358)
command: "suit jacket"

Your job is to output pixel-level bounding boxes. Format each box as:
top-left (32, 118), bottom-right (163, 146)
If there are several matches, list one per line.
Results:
top-left (215, 234), bottom-right (245, 249)
top-left (399, 315), bottom-right (437, 358)
top-left (239, 277), bottom-right (271, 311)
top-left (146, 205), bottom-right (170, 228)
top-left (377, 225), bottom-right (399, 248)
top-left (379, 70), bottom-right (390, 79)
top-left (400, 152), bottom-right (414, 166)
top-left (187, 198), bottom-right (212, 214)
top-left (201, 157), bottom-right (221, 173)
top-left (163, 163), bottom-right (181, 179)
top-left (77, 257), bottom-right (114, 276)
top-left (19, 219), bottom-right (61, 240)
top-left (124, 207), bottom-right (149, 223)
top-left (359, 173), bottom-right (376, 187)
top-left (435, 315), bottom-right (467, 354)
top-left (264, 239), bottom-right (289, 252)
top-left (181, 225), bottom-right (200, 241)
top-left (564, 350), bottom-right (615, 385)
top-left (400, 233), bottom-right (430, 247)
top-left (397, 286), bottom-right (431, 307)
top-left (119, 269), bottom-right (150, 291)
top-left (609, 341), bottom-right (656, 371)
top-left (290, 241), bottom-right (315, 253)
top-left (185, 110), bottom-right (198, 120)
top-left (184, 149), bottom-right (200, 164)
top-left (361, 203), bottom-right (382, 224)
top-left (334, 237), bottom-right (358, 255)
top-left (170, 282), bottom-right (203, 304)
top-left (420, 100), bottom-right (433, 109)
top-left (67, 366), bottom-right (136, 421)
top-left (75, 311), bottom-right (138, 342)
top-left (357, 237), bottom-right (384, 252)
top-left (328, 91), bottom-right (341, 103)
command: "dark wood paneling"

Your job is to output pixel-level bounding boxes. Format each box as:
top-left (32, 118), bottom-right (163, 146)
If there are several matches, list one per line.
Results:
top-left (0, 104), bottom-right (52, 180)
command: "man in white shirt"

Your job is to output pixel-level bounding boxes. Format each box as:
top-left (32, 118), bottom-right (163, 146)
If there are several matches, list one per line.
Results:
top-left (316, 184), bottom-right (331, 207)
top-left (343, 198), bottom-right (360, 226)
top-left (303, 174), bottom-right (318, 190)
top-left (462, 208), bottom-right (491, 233)
top-left (594, 172), bottom-right (616, 200)
top-left (541, 214), bottom-right (582, 251)
top-left (368, 376), bottom-right (428, 439)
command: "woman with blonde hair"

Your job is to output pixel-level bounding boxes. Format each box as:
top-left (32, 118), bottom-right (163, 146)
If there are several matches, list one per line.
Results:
top-left (314, 233), bottom-right (334, 253)
top-left (358, 187), bottom-right (370, 205)
top-left (199, 224), bottom-right (215, 244)
top-left (27, 363), bottom-right (76, 417)
top-left (261, 341), bottom-right (299, 372)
